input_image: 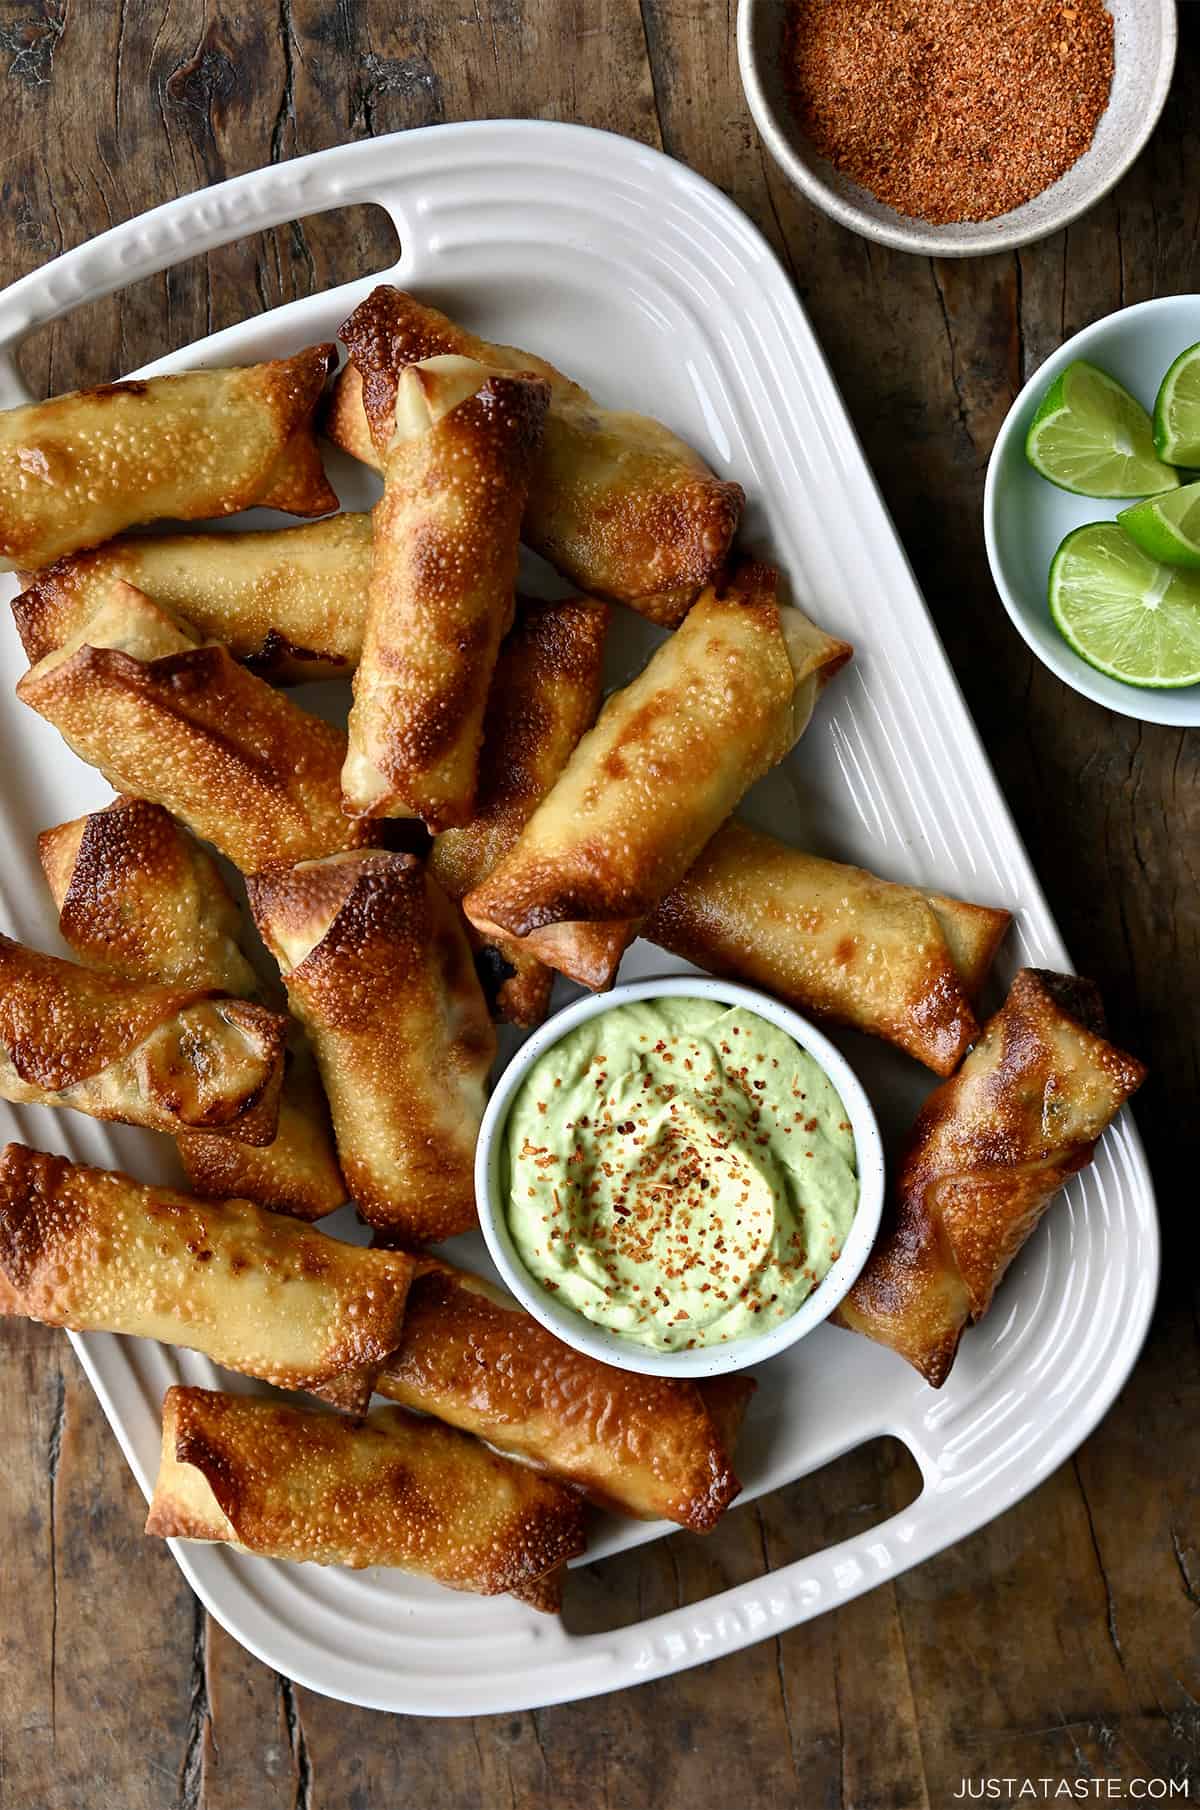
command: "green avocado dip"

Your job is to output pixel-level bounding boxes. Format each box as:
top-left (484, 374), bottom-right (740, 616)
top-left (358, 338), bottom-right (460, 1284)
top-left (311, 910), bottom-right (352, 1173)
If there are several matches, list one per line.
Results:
top-left (502, 997), bottom-right (859, 1351)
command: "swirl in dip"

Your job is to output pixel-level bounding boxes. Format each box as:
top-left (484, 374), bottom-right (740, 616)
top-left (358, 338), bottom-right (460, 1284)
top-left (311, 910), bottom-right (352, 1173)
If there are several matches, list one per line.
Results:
top-left (502, 997), bottom-right (859, 1350)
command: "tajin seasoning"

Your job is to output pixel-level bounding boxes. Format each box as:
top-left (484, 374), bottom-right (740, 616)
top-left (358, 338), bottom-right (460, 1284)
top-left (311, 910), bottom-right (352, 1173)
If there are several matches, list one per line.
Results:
top-left (781, 0), bottom-right (1115, 226)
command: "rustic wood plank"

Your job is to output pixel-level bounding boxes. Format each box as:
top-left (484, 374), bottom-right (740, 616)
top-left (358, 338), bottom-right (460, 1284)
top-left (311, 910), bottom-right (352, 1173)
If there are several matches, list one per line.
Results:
top-left (200, 1621), bottom-right (307, 1810)
top-left (0, 1321), bottom-right (195, 1810)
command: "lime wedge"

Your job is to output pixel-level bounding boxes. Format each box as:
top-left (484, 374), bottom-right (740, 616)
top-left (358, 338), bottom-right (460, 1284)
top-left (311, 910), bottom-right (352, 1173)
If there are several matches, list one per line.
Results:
top-left (1049, 522), bottom-right (1200, 688)
top-left (1119, 479), bottom-right (1200, 569)
top-left (1153, 340), bottom-right (1200, 465)
top-left (1026, 360), bottom-right (1179, 498)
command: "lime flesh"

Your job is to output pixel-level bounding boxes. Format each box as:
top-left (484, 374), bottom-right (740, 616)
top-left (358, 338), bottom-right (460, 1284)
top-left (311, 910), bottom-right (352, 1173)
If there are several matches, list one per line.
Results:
top-left (1048, 522), bottom-right (1200, 689)
top-left (1153, 340), bottom-right (1200, 465)
top-left (1119, 479), bottom-right (1200, 570)
top-left (1026, 360), bottom-right (1179, 498)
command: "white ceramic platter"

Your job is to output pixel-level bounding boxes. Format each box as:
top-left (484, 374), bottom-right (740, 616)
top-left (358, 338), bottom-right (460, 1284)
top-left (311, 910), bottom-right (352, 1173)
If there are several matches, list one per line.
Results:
top-left (0, 122), bottom-right (1157, 1716)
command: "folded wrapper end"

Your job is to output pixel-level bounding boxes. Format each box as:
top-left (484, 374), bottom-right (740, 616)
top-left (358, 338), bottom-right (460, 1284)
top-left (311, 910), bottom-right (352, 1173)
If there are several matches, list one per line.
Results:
top-left (0, 934), bottom-right (289, 1146)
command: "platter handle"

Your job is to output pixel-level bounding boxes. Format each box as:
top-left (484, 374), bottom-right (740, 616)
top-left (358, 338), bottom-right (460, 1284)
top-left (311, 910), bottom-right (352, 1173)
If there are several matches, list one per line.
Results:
top-left (609, 1469), bottom-right (941, 1686)
top-left (0, 139), bottom-right (428, 404)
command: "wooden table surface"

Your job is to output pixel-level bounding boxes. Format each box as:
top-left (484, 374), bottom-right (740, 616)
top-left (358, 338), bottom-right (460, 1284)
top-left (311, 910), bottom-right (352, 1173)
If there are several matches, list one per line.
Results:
top-left (0, 5), bottom-right (1196, 1807)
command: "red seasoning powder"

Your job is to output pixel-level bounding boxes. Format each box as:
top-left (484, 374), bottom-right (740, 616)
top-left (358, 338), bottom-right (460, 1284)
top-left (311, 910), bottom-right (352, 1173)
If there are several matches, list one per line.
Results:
top-left (781, 0), bottom-right (1115, 226)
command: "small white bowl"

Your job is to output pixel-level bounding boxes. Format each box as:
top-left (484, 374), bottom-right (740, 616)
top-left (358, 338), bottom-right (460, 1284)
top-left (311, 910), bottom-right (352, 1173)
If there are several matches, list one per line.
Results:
top-left (736, 0), bottom-right (1176, 258)
top-left (985, 293), bottom-right (1200, 728)
top-left (475, 975), bottom-right (885, 1380)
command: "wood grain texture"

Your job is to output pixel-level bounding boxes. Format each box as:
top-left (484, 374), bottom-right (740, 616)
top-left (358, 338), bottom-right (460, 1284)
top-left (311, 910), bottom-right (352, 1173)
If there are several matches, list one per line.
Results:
top-left (0, 3), bottom-right (1196, 1806)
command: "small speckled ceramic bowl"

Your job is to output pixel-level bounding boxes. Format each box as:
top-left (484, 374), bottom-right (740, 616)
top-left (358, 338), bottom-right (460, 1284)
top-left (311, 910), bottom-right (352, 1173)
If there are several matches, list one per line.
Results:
top-left (736, 0), bottom-right (1177, 258)
top-left (475, 975), bottom-right (886, 1380)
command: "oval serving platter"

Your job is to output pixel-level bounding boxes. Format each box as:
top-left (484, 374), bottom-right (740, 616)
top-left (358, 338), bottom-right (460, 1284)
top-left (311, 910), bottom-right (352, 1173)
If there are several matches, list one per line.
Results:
top-left (0, 121), bottom-right (1158, 1715)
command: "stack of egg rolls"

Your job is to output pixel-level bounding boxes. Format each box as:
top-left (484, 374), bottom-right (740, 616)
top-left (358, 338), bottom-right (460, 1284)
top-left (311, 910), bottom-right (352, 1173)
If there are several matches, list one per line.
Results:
top-left (466, 561), bottom-right (853, 989)
top-left (1, 299), bottom-right (1136, 1631)
top-left (331, 285), bottom-right (744, 624)
top-left (0, 1141), bottom-right (757, 1535)
top-left (17, 583), bottom-right (377, 874)
top-left (39, 797), bottom-right (346, 1221)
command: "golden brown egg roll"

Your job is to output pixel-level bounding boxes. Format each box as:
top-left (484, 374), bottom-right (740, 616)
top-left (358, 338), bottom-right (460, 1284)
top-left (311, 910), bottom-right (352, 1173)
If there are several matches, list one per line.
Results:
top-left (12, 514), bottom-right (372, 681)
top-left (833, 969), bottom-right (1146, 1387)
top-left (430, 595), bottom-right (609, 1025)
top-left (39, 798), bottom-right (346, 1221)
top-left (16, 583), bottom-right (377, 874)
top-left (0, 1146), bottom-right (414, 1411)
top-left (248, 852), bottom-right (495, 1245)
top-left (376, 1259), bottom-right (753, 1528)
top-left (645, 820), bottom-right (1012, 1074)
top-left (332, 287), bottom-right (744, 626)
top-left (464, 562), bottom-right (852, 990)
top-left (38, 797), bottom-right (259, 997)
top-left (341, 356), bottom-right (549, 827)
top-left (0, 935), bottom-right (286, 1144)
top-left (0, 346), bottom-right (338, 571)
top-left (146, 1385), bottom-right (587, 1608)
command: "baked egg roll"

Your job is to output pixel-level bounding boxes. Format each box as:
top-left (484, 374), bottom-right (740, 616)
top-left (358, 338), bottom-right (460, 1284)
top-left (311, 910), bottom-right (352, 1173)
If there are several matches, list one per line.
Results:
top-left (377, 1259), bottom-right (753, 1529)
top-left (646, 820), bottom-right (1011, 1074)
top-left (16, 583), bottom-right (377, 874)
top-left (332, 287), bottom-right (744, 626)
top-left (464, 562), bottom-right (852, 990)
top-left (145, 1386), bottom-right (587, 1608)
top-left (833, 969), bottom-right (1146, 1387)
top-left (249, 852), bottom-right (495, 1245)
top-left (0, 346), bottom-right (338, 571)
top-left (430, 595), bottom-right (609, 1025)
top-left (13, 514), bottom-right (372, 682)
top-left (39, 799), bottom-right (346, 1221)
top-left (0, 935), bottom-right (286, 1144)
top-left (342, 356), bottom-right (549, 827)
top-left (0, 1146), bottom-right (414, 1411)
top-left (39, 797), bottom-right (258, 997)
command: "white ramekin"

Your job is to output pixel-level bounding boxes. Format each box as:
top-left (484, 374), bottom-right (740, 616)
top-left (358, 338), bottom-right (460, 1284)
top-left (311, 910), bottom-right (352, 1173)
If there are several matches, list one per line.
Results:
top-left (475, 975), bottom-right (885, 1379)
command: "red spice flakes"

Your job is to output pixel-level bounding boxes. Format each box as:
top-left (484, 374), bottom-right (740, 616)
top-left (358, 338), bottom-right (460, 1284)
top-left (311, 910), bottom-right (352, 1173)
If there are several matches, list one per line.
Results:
top-left (781, 0), bottom-right (1114, 225)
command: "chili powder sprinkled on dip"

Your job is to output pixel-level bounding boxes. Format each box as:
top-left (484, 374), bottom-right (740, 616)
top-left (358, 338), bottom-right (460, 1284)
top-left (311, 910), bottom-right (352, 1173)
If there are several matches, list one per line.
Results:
top-left (781, 0), bottom-right (1115, 226)
top-left (501, 997), bottom-right (859, 1351)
